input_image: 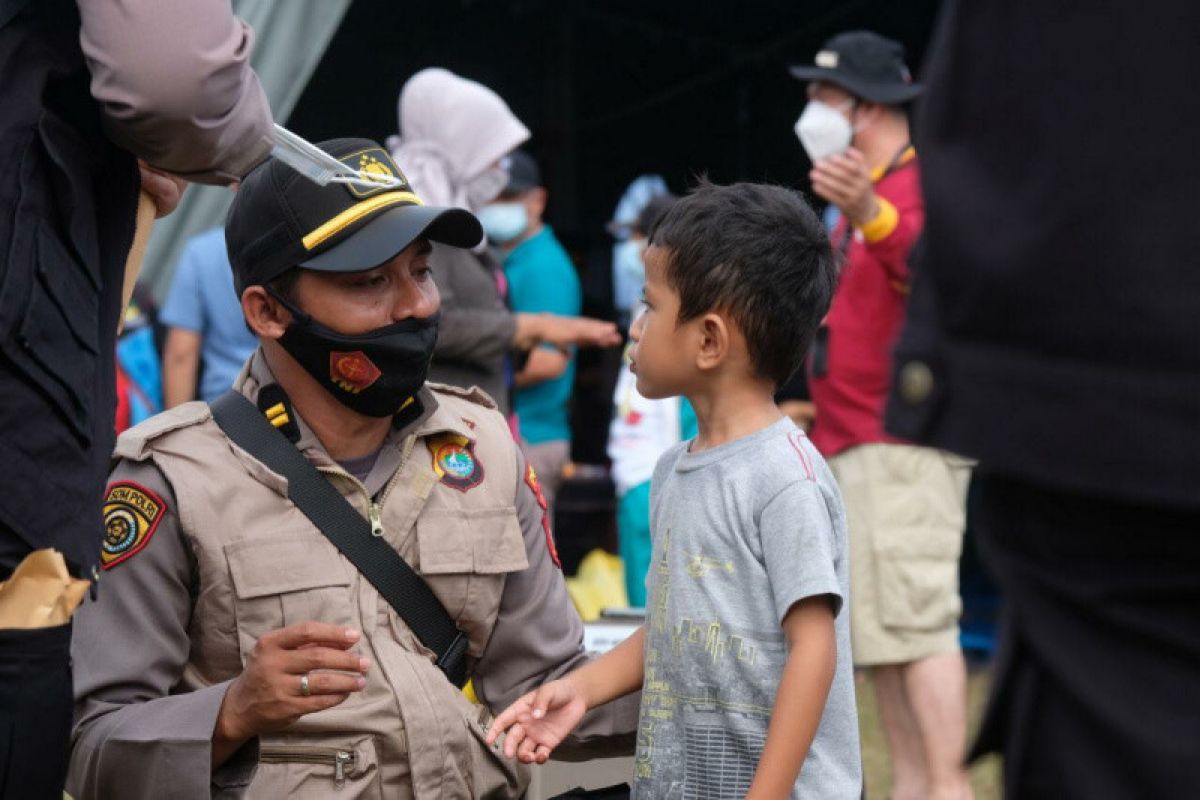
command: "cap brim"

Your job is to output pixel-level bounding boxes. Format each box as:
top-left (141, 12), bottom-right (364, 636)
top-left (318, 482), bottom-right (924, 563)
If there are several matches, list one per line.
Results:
top-left (300, 205), bottom-right (483, 273)
top-left (788, 65), bottom-right (923, 105)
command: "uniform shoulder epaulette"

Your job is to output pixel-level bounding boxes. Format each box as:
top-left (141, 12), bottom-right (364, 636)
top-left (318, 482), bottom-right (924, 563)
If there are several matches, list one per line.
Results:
top-left (425, 382), bottom-right (498, 411)
top-left (113, 401), bottom-right (213, 461)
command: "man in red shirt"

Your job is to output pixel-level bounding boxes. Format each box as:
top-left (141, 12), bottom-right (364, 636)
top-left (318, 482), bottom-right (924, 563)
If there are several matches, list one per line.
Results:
top-left (792, 32), bottom-right (973, 800)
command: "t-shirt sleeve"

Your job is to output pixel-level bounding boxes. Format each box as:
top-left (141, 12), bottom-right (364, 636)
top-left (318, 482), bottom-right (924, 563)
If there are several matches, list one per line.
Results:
top-left (758, 479), bottom-right (843, 624)
top-left (159, 243), bottom-right (204, 332)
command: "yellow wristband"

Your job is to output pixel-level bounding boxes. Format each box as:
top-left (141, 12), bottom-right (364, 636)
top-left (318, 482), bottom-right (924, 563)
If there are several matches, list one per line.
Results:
top-left (857, 197), bottom-right (899, 244)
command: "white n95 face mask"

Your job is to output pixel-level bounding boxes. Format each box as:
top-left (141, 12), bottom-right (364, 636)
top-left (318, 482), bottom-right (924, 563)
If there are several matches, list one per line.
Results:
top-left (795, 100), bottom-right (854, 163)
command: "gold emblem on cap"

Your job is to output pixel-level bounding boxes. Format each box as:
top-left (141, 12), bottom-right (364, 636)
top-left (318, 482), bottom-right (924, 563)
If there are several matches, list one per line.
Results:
top-left (339, 148), bottom-right (409, 199)
top-left (357, 153), bottom-right (395, 183)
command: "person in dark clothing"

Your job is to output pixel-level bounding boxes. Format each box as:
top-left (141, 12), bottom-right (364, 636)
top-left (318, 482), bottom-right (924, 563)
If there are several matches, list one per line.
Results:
top-left (887, 2), bottom-right (1200, 796)
top-left (0, 0), bottom-right (273, 795)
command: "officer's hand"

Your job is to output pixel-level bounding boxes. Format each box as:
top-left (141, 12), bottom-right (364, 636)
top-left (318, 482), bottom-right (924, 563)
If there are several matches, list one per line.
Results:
top-left (137, 161), bottom-right (188, 219)
top-left (514, 313), bottom-right (621, 352)
top-left (215, 622), bottom-right (370, 745)
top-left (809, 148), bottom-right (879, 226)
top-left (485, 677), bottom-right (588, 764)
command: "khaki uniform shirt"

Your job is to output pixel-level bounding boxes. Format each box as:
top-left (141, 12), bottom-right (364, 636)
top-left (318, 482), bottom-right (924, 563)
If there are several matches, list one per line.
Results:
top-left (68, 352), bottom-right (635, 799)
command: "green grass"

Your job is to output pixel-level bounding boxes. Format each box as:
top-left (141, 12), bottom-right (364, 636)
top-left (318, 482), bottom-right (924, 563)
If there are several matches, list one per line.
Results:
top-left (857, 663), bottom-right (1002, 799)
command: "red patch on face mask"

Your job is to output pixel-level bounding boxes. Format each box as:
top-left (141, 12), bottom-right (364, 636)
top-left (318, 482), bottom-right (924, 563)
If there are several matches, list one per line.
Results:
top-left (330, 351), bottom-right (382, 394)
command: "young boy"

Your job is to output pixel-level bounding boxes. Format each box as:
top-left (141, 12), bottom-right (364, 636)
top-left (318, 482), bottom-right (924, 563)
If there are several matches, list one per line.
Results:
top-left (487, 181), bottom-right (861, 798)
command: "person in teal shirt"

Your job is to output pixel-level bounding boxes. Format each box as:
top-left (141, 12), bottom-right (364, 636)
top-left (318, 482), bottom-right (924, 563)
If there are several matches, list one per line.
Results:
top-left (479, 151), bottom-right (581, 509)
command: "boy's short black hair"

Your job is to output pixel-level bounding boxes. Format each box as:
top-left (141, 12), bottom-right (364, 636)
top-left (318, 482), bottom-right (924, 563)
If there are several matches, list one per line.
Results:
top-left (650, 179), bottom-right (836, 387)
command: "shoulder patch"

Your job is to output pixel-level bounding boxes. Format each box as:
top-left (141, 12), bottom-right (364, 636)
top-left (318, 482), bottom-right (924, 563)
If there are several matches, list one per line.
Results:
top-left (525, 464), bottom-right (561, 569)
top-left (425, 382), bottom-right (498, 410)
top-left (428, 433), bottom-right (485, 492)
top-left (101, 481), bottom-right (167, 569)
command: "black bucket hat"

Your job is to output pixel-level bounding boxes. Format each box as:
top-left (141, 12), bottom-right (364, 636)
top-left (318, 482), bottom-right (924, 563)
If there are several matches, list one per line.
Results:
top-left (789, 30), bottom-right (922, 105)
top-left (226, 137), bottom-right (482, 294)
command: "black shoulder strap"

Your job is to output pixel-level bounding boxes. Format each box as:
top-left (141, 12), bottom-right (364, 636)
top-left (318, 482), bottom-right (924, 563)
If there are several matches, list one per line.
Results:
top-left (209, 390), bottom-right (468, 687)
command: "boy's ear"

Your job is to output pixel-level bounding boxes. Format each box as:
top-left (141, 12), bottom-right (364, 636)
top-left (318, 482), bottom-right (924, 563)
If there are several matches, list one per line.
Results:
top-left (695, 312), bottom-right (730, 372)
top-left (242, 286), bottom-right (290, 340)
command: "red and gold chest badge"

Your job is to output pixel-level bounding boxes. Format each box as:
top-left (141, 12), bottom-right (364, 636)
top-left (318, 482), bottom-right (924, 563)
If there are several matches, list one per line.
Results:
top-left (525, 463), bottom-right (561, 569)
top-left (329, 350), bottom-right (381, 394)
top-left (427, 433), bottom-right (485, 492)
top-left (101, 481), bottom-right (166, 570)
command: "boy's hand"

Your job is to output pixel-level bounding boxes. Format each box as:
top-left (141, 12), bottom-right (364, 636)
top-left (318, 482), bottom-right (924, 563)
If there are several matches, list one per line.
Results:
top-left (485, 677), bottom-right (588, 764)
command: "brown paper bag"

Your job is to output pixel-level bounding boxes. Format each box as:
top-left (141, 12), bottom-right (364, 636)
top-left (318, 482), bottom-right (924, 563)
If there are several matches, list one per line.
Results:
top-left (0, 549), bottom-right (90, 629)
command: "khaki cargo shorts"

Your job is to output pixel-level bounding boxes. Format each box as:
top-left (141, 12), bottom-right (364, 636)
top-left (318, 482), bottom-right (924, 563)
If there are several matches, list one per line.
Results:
top-left (829, 443), bottom-right (971, 666)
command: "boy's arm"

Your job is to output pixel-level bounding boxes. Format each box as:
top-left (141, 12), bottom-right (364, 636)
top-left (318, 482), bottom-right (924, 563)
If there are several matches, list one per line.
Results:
top-left (560, 625), bottom-right (646, 710)
top-left (745, 597), bottom-right (838, 800)
top-left (486, 627), bottom-right (645, 764)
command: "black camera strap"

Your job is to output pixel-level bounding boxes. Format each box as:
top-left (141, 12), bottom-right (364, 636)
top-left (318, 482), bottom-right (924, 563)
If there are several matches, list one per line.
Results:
top-left (209, 390), bottom-right (468, 687)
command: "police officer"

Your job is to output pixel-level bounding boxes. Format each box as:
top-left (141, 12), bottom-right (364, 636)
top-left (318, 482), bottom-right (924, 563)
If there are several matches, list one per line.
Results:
top-left (67, 139), bottom-right (636, 799)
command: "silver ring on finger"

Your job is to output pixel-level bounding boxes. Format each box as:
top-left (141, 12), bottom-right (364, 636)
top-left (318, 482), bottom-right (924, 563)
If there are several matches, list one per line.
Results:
top-left (300, 672), bottom-right (311, 697)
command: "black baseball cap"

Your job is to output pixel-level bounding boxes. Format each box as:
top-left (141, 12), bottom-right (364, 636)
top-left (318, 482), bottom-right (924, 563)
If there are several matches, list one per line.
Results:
top-left (501, 150), bottom-right (541, 195)
top-left (226, 137), bottom-right (482, 293)
top-left (789, 31), bottom-right (922, 105)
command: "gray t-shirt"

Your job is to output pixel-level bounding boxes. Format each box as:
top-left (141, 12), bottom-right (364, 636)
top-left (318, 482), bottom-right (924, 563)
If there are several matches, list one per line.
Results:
top-left (632, 417), bottom-right (861, 799)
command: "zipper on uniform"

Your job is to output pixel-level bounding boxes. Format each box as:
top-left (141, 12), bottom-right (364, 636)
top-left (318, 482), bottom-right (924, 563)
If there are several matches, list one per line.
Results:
top-left (317, 434), bottom-right (417, 539)
top-left (259, 746), bottom-right (356, 788)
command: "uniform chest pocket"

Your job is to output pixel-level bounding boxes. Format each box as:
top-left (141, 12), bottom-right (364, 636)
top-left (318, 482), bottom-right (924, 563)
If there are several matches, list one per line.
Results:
top-left (414, 506), bottom-right (529, 622)
top-left (225, 536), bottom-right (356, 663)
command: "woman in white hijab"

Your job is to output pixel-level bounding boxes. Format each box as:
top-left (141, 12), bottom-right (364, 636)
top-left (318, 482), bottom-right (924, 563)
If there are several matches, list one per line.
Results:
top-left (389, 68), bottom-right (617, 414)
top-left (390, 68), bottom-right (528, 212)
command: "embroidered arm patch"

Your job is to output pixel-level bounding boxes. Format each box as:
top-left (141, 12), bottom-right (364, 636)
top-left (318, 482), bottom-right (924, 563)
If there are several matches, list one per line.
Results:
top-left (524, 464), bottom-right (561, 569)
top-left (428, 433), bottom-right (485, 492)
top-left (101, 481), bottom-right (166, 570)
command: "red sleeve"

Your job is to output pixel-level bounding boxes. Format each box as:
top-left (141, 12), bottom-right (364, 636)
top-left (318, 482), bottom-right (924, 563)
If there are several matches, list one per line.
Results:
top-left (862, 164), bottom-right (924, 286)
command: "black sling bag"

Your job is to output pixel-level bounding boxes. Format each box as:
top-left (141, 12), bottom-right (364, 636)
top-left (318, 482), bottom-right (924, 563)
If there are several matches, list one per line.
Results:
top-left (209, 390), bottom-right (469, 687)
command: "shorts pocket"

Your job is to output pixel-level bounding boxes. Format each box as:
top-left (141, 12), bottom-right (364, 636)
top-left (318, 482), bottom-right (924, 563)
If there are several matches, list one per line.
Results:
top-left (869, 447), bottom-right (967, 631)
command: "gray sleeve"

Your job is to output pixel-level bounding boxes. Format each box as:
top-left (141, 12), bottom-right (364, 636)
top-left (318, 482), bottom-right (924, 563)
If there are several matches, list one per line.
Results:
top-left (77, 0), bottom-right (274, 183)
top-left (430, 244), bottom-right (518, 366)
top-left (68, 460), bottom-right (257, 800)
top-left (758, 479), bottom-right (844, 623)
top-left (471, 448), bottom-right (638, 758)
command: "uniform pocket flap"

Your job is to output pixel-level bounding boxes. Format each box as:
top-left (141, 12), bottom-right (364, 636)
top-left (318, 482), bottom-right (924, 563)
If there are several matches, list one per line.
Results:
top-left (416, 507), bottom-right (528, 575)
top-left (226, 537), bottom-right (351, 600)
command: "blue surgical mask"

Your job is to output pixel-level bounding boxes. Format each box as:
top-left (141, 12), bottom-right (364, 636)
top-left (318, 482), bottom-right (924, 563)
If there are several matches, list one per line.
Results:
top-left (477, 202), bottom-right (528, 244)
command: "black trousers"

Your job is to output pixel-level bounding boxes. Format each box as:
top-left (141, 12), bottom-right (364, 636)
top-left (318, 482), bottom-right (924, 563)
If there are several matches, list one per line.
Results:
top-left (970, 474), bottom-right (1200, 799)
top-left (0, 541), bottom-right (73, 800)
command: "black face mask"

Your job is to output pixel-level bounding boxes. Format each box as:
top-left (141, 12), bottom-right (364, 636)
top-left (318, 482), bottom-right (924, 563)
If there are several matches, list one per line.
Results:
top-left (268, 289), bottom-right (439, 418)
